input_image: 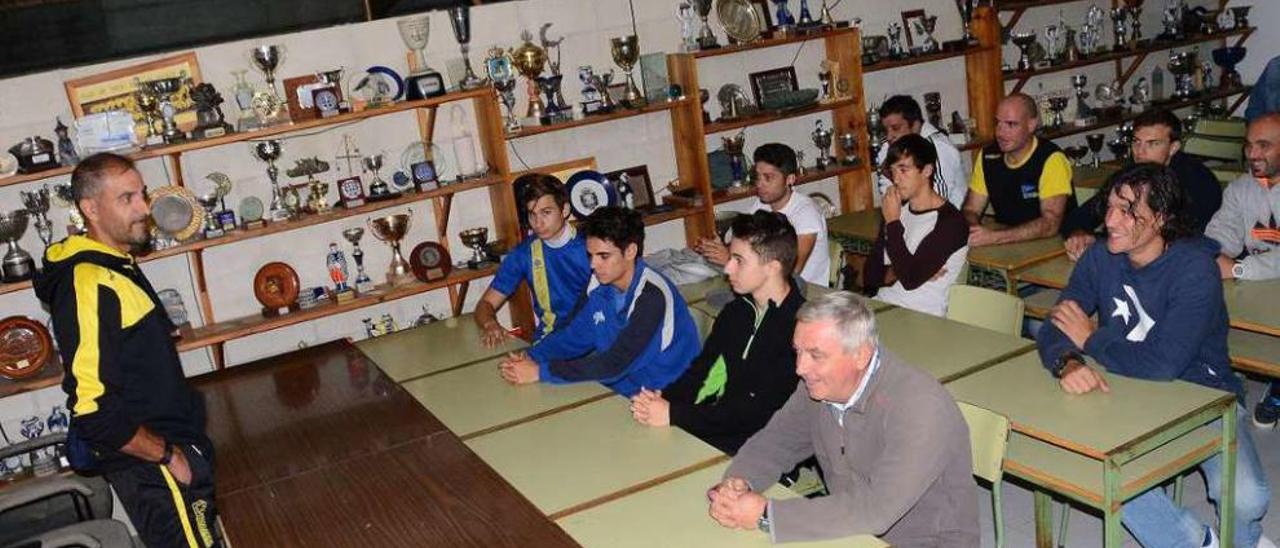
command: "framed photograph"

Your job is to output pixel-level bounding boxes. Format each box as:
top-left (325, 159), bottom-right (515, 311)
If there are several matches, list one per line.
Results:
top-left (901, 9), bottom-right (927, 49)
top-left (284, 75), bottom-right (322, 122)
top-left (748, 67), bottom-right (798, 108)
top-left (749, 0), bottom-right (774, 33)
top-left (64, 52), bottom-right (202, 131)
top-left (605, 165), bottom-right (656, 211)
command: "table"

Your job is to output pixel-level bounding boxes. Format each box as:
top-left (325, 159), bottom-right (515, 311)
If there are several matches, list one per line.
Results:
top-left (827, 210), bottom-right (1066, 292)
top-left (355, 314), bottom-right (527, 382)
top-left (946, 353), bottom-right (1238, 547)
top-left (464, 395), bottom-right (726, 519)
top-left (1223, 279), bottom-right (1280, 337)
top-left (1073, 163), bottom-right (1122, 189)
top-left (874, 307), bottom-right (1035, 383)
top-left (556, 462), bottom-right (886, 548)
top-left (195, 341), bottom-right (576, 547)
top-left (400, 355), bottom-right (610, 439)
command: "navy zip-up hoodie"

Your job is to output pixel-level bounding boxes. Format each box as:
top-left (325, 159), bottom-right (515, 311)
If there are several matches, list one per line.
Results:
top-left (1038, 236), bottom-right (1243, 400)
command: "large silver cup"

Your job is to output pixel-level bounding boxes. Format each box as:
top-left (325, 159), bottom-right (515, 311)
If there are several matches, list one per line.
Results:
top-left (611, 35), bottom-right (644, 108)
top-left (0, 210), bottom-right (36, 282)
top-left (146, 76), bottom-right (189, 144)
top-left (459, 227), bottom-right (490, 267)
top-left (252, 140), bottom-right (288, 221)
top-left (250, 45), bottom-right (284, 95)
top-left (368, 211), bottom-right (414, 286)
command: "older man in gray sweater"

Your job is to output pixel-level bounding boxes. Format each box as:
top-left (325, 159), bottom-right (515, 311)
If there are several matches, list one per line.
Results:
top-left (707, 291), bottom-right (979, 546)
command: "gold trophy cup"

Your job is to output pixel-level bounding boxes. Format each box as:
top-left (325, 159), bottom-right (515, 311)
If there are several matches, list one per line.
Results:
top-left (368, 210), bottom-right (414, 286)
top-left (510, 31), bottom-right (549, 121)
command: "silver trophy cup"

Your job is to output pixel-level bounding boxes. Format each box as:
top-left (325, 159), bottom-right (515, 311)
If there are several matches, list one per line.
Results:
top-left (0, 210), bottom-right (36, 282)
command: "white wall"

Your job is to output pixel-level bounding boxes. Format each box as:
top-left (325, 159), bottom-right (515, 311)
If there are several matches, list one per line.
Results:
top-left (1, 0), bottom-right (1275, 428)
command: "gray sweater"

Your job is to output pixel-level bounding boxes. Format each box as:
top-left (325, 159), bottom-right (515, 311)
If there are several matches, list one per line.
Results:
top-left (1205, 174), bottom-right (1280, 280)
top-left (724, 349), bottom-right (979, 546)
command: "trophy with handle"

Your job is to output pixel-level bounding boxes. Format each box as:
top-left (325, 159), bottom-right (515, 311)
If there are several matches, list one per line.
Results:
top-left (20, 186), bottom-right (53, 251)
top-left (486, 47), bottom-right (522, 134)
top-left (252, 140), bottom-right (289, 222)
top-left (343, 227), bottom-right (375, 293)
top-left (611, 35), bottom-right (644, 108)
top-left (511, 31), bottom-right (549, 121)
top-left (368, 210), bottom-right (414, 287)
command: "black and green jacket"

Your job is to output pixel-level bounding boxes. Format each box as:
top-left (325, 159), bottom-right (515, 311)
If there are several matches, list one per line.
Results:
top-left (34, 235), bottom-right (207, 470)
top-left (663, 279), bottom-right (804, 455)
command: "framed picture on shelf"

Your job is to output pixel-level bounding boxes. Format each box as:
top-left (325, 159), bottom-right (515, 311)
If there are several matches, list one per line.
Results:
top-left (284, 74), bottom-right (324, 122)
top-left (605, 165), bottom-right (656, 210)
top-left (64, 52), bottom-right (202, 130)
top-left (748, 67), bottom-right (798, 108)
top-left (901, 9), bottom-right (927, 49)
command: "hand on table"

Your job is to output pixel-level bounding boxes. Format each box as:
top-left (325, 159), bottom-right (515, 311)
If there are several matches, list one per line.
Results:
top-left (499, 351), bottom-right (540, 385)
top-left (968, 224), bottom-right (1000, 247)
top-left (480, 322), bottom-right (512, 348)
top-left (707, 478), bottom-right (767, 530)
top-left (630, 389), bottom-right (670, 426)
top-left (1058, 360), bottom-right (1110, 395)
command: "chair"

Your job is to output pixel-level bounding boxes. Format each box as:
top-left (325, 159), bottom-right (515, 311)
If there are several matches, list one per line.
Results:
top-left (958, 402), bottom-right (1011, 548)
top-left (946, 284), bottom-right (1025, 337)
top-left (0, 433), bottom-right (130, 547)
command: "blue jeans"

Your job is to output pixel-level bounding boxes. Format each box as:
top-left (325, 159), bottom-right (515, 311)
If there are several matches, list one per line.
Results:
top-left (1122, 406), bottom-right (1270, 548)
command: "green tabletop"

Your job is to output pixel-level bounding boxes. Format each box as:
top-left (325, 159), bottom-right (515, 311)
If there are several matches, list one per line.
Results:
top-left (875, 307), bottom-right (1035, 383)
top-left (464, 396), bottom-right (725, 517)
top-left (1073, 163), bottom-right (1122, 189)
top-left (557, 462), bottom-right (887, 548)
top-left (400, 356), bottom-right (610, 439)
top-left (827, 209), bottom-right (882, 245)
top-left (355, 314), bottom-right (527, 382)
top-left (968, 236), bottom-right (1065, 272)
top-left (1223, 279), bottom-right (1280, 336)
top-left (1015, 254), bottom-right (1074, 289)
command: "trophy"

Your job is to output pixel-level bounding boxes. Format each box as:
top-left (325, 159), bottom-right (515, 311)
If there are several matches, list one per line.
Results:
top-left (1108, 136), bottom-right (1130, 163)
top-left (249, 45), bottom-right (289, 124)
top-left (1045, 23), bottom-right (1063, 65)
top-left (1212, 47), bottom-right (1246, 89)
top-left (578, 66), bottom-right (607, 115)
top-left (723, 130), bottom-right (747, 187)
top-left (1230, 6), bottom-right (1251, 29)
top-left (363, 154), bottom-right (391, 199)
top-left (133, 83), bottom-right (163, 146)
top-left (1012, 31), bottom-right (1038, 72)
top-left (252, 139), bottom-right (289, 222)
top-left (1125, 0), bottom-right (1144, 46)
top-left (486, 47), bottom-right (522, 134)
top-left (53, 118), bottom-right (77, 166)
top-left (677, 1), bottom-right (700, 52)
top-left (230, 70), bottom-right (259, 131)
top-left (812, 120), bottom-right (834, 170)
top-left (145, 76), bottom-right (190, 144)
top-left (887, 23), bottom-right (906, 59)
top-left (50, 183), bottom-right (84, 235)
top-left (459, 227), bottom-right (492, 269)
top-left (924, 92), bottom-right (943, 131)
top-left (692, 0), bottom-right (719, 50)
top-left (197, 193), bottom-right (223, 239)
top-left (540, 23), bottom-right (570, 116)
top-left (1064, 28), bottom-right (1083, 63)
top-left (205, 172), bottom-right (236, 232)
top-left (1083, 4), bottom-right (1105, 55)
top-left (1063, 145), bottom-right (1090, 167)
top-left (1110, 8), bottom-right (1129, 51)
top-left (327, 242), bottom-right (354, 302)
top-left (0, 210), bottom-right (36, 282)
top-left (1130, 77), bottom-right (1152, 108)
top-left (773, 0), bottom-right (796, 27)
top-left (286, 158), bottom-right (332, 214)
top-left (190, 82), bottom-right (233, 140)
top-left (611, 35), bottom-right (644, 108)
top-left (1086, 133), bottom-right (1106, 167)
top-left (511, 31), bottom-right (549, 121)
top-left (20, 186), bottom-right (53, 250)
top-left (914, 15), bottom-right (940, 54)
top-left (343, 227), bottom-right (375, 293)
top-left (398, 16), bottom-right (446, 100)
top-left (368, 211), bottom-right (414, 286)
top-left (957, 0), bottom-right (977, 46)
top-left (1046, 93), bottom-right (1070, 128)
top-left (1071, 74), bottom-right (1096, 125)
top-left (448, 6), bottom-right (485, 90)
top-left (1168, 50), bottom-right (1195, 99)
top-left (839, 126), bottom-right (859, 166)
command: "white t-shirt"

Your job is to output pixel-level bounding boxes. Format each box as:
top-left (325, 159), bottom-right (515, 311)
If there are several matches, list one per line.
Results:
top-left (745, 191), bottom-right (831, 286)
top-left (874, 205), bottom-right (969, 317)
top-left (874, 122), bottom-right (968, 209)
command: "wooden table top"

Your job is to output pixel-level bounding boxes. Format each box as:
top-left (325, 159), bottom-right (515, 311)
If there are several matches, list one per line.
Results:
top-left (196, 340), bottom-right (576, 547)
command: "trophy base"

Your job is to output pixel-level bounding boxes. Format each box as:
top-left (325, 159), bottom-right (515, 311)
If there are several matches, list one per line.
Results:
top-left (144, 135), bottom-right (166, 147)
top-left (333, 288), bottom-right (357, 304)
top-left (202, 227), bottom-right (225, 240)
top-left (406, 72), bottom-right (447, 100)
top-left (355, 278), bottom-right (375, 294)
top-left (1, 256), bottom-right (36, 283)
top-left (269, 208), bottom-right (292, 222)
top-left (539, 110), bottom-right (574, 126)
top-left (242, 219), bottom-right (267, 230)
top-left (193, 123), bottom-right (233, 140)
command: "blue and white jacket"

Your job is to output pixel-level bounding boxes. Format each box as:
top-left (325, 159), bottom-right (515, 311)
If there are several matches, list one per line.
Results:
top-left (528, 260), bottom-right (700, 397)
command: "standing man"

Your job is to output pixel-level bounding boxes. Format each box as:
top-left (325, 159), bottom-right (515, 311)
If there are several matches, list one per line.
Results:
top-left (1038, 163), bottom-right (1271, 548)
top-left (34, 153), bottom-right (222, 548)
top-left (498, 207), bottom-right (700, 397)
top-left (863, 134), bottom-right (970, 316)
top-left (1062, 109), bottom-right (1222, 260)
top-left (631, 211), bottom-right (804, 455)
top-left (707, 292), bottom-right (979, 546)
top-left (874, 95), bottom-right (968, 208)
top-left (474, 173), bottom-right (592, 346)
top-left (696, 143), bottom-right (831, 286)
top-left (1205, 113), bottom-right (1280, 427)
top-left (963, 93), bottom-right (1077, 246)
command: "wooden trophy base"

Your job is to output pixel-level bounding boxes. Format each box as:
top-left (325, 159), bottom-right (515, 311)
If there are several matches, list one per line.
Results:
top-left (333, 288), bottom-right (356, 304)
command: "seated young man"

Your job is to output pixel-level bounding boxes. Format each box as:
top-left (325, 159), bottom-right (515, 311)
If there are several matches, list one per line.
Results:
top-left (630, 211), bottom-right (804, 455)
top-left (873, 94), bottom-right (968, 208)
top-left (695, 143), bottom-right (831, 286)
top-left (474, 173), bottom-right (592, 346)
top-left (863, 134), bottom-right (969, 317)
top-left (498, 207), bottom-right (700, 397)
top-left (1038, 164), bottom-right (1271, 548)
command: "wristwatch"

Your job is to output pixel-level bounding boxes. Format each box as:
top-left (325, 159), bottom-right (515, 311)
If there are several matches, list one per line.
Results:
top-left (757, 507), bottom-right (771, 533)
top-left (1232, 261), bottom-right (1246, 279)
top-left (1051, 352), bottom-right (1084, 379)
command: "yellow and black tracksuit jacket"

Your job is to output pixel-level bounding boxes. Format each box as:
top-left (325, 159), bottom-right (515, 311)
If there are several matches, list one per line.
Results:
top-left (34, 235), bottom-right (208, 472)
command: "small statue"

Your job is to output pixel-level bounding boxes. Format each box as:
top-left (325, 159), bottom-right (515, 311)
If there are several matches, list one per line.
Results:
top-left (327, 243), bottom-right (351, 293)
top-left (54, 118), bottom-right (78, 166)
top-left (190, 83), bottom-right (234, 139)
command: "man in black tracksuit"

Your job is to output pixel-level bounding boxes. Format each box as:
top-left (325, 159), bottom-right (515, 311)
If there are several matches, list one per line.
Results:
top-left (631, 211), bottom-right (804, 455)
top-left (34, 153), bottom-right (221, 548)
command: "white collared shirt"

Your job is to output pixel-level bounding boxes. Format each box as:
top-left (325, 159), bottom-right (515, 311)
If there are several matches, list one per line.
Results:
top-left (826, 347), bottom-right (881, 426)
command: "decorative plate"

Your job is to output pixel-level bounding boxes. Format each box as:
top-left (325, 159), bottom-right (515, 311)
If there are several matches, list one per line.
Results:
top-left (238, 196), bottom-right (265, 223)
top-left (149, 185), bottom-right (203, 241)
top-left (409, 241), bottom-right (452, 282)
top-left (566, 170), bottom-right (619, 219)
top-left (399, 141), bottom-right (450, 182)
top-left (0, 316), bottom-right (54, 380)
top-left (716, 0), bottom-right (762, 44)
top-left (253, 262), bottom-right (301, 311)
top-left (351, 66), bottom-right (405, 104)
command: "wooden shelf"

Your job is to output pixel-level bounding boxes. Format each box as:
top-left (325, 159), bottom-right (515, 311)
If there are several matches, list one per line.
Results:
top-left (0, 87), bottom-right (495, 190)
top-left (703, 97), bottom-right (858, 135)
top-left (1003, 28), bottom-right (1254, 83)
top-left (997, 0), bottom-right (1083, 11)
top-left (0, 354), bottom-right (63, 399)
top-left (864, 45), bottom-right (990, 74)
top-left (692, 27), bottom-right (858, 59)
top-left (0, 279), bottom-right (33, 296)
top-left (666, 163), bottom-right (862, 208)
top-left (175, 265), bottom-right (497, 353)
top-left (508, 98), bottom-right (691, 139)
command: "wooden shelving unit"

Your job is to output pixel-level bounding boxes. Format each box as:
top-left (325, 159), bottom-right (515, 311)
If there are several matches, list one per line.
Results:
top-left (863, 45), bottom-right (990, 74)
top-left (665, 163), bottom-right (862, 208)
top-left (508, 98), bottom-right (692, 138)
top-left (703, 97), bottom-right (859, 135)
top-left (0, 356), bottom-right (63, 399)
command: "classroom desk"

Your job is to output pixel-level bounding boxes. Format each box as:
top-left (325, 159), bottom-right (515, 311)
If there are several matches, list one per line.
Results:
top-left (827, 210), bottom-right (1066, 292)
top-left (946, 353), bottom-right (1238, 548)
top-left (401, 355), bottom-right (611, 439)
top-left (355, 314), bottom-right (527, 382)
top-left (464, 395), bottom-right (726, 519)
top-left (195, 341), bottom-right (576, 547)
top-left (874, 307), bottom-right (1036, 383)
top-left (556, 462), bottom-right (887, 548)
top-left (1073, 163), bottom-right (1123, 189)
top-left (1223, 279), bottom-right (1280, 337)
